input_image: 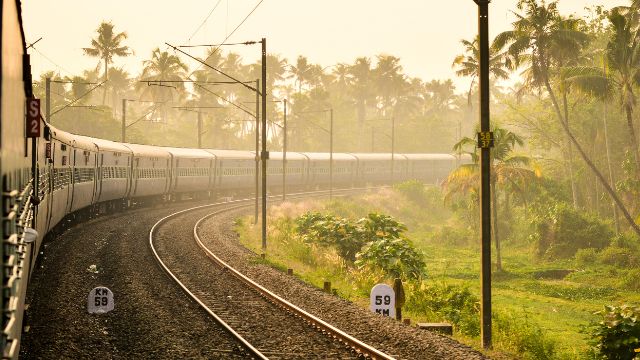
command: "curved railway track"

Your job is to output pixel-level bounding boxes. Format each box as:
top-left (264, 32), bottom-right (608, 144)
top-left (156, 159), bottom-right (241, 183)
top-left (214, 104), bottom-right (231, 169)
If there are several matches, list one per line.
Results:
top-left (149, 191), bottom-right (395, 359)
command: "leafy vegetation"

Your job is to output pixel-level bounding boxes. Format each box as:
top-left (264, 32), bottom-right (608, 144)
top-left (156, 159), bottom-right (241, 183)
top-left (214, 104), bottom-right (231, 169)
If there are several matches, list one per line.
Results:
top-left (587, 304), bottom-right (640, 360)
top-left (236, 182), bottom-right (640, 359)
top-left (530, 203), bottom-right (614, 259)
top-left (296, 211), bottom-right (425, 279)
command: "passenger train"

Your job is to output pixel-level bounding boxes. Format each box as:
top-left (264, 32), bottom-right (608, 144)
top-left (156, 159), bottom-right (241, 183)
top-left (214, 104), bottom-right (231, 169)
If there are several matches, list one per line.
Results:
top-left (1, 1), bottom-right (463, 358)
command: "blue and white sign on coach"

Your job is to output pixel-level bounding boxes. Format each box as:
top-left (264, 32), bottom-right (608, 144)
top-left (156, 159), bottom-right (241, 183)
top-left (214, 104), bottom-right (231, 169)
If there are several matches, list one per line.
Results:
top-left (370, 283), bottom-right (395, 318)
top-left (87, 287), bottom-right (114, 314)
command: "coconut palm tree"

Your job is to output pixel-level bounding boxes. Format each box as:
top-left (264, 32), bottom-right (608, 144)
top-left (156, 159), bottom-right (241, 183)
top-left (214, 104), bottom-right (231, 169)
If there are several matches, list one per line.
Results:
top-left (444, 126), bottom-right (539, 271)
top-left (106, 67), bottom-right (131, 115)
top-left (82, 22), bottom-right (131, 104)
top-left (452, 36), bottom-right (509, 107)
top-left (137, 48), bottom-right (189, 122)
top-left (565, 7), bottom-right (640, 178)
top-left (493, 0), bottom-right (640, 236)
top-left (289, 56), bottom-right (312, 94)
top-left (349, 57), bottom-right (375, 148)
top-left (372, 54), bottom-right (406, 117)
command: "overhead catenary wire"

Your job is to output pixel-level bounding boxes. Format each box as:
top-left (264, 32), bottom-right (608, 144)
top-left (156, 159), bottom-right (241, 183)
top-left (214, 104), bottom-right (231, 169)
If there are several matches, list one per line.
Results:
top-left (126, 103), bottom-right (165, 129)
top-left (187, 0), bottom-right (224, 43)
top-left (182, 0), bottom-right (265, 80)
top-left (31, 46), bottom-right (73, 76)
top-left (50, 80), bottom-right (108, 117)
top-left (194, 82), bottom-right (254, 117)
top-left (166, 43), bottom-right (258, 93)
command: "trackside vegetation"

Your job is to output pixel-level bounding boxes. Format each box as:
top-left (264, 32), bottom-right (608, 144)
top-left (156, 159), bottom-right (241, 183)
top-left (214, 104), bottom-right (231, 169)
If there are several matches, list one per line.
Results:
top-left (236, 180), bottom-right (640, 359)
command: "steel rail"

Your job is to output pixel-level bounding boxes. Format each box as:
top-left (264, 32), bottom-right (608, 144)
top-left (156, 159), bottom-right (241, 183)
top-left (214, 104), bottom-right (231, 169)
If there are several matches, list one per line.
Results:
top-left (149, 197), bottom-right (268, 360)
top-left (192, 195), bottom-right (396, 360)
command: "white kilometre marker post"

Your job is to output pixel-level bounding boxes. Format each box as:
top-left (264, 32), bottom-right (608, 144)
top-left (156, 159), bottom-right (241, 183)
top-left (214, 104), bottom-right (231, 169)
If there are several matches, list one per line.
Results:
top-left (87, 287), bottom-right (114, 314)
top-left (370, 284), bottom-right (395, 318)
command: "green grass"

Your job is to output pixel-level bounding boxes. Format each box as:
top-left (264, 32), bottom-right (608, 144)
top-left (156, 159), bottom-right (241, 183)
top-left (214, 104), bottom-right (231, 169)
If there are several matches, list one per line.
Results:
top-left (234, 189), bottom-right (640, 359)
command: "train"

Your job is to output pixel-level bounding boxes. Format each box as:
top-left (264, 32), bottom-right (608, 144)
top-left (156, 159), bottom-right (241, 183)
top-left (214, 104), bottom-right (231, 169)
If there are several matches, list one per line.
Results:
top-left (1, 1), bottom-right (464, 358)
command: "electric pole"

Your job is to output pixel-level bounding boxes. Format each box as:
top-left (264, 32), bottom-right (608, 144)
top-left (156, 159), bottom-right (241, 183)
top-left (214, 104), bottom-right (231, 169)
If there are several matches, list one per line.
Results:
top-left (261, 38), bottom-right (268, 252)
top-left (122, 99), bottom-right (126, 142)
top-left (475, 0), bottom-right (493, 350)
top-left (255, 79), bottom-right (260, 225)
top-left (283, 99), bottom-right (287, 201)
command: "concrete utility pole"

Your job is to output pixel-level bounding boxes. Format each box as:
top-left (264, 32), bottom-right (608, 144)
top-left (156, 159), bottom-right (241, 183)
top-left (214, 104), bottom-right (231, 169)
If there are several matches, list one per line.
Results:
top-left (122, 99), bottom-right (127, 142)
top-left (255, 79), bottom-right (260, 225)
top-left (475, 0), bottom-right (493, 350)
top-left (261, 38), bottom-right (268, 252)
top-left (329, 108), bottom-right (334, 200)
top-left (45, 77), bottom-right (51, 125)
top-left (391, 116), bottom-right (395, 185)
top-left (282, 99), bottom-right (287, 201)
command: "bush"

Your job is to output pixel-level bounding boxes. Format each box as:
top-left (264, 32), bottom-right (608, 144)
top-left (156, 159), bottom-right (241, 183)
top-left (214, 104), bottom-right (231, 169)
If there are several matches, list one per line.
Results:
top-left (296, 212), bottom-right (365, 262)
top-left (588, 304), bottom-right (640, 360)
top-left (620, 269), bottom-right (640, 291)
top-left (575, 248), bottom-right (599, 267)
top-left (494, 311), bottom-right (557, 360)
top-left (404, 282), bottom-right (480, 336)
top-left (433, 225), bottom-right (474, 246)
top-left (355, 237), bottom-right (425, 280)
top-left (296, 212), bottom-right (426, 279)
top-left (532, 203), bottom-right (613, 259)
top-left (600, 247), bottom-right (640, 268)
top-left (394, 179), bottom-right (429, 205)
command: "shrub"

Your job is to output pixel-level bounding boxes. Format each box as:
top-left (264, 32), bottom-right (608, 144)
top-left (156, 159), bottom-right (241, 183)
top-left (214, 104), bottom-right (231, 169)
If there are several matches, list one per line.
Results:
top-left (600, 247), bottom-right (639, 268)
top-left (358, 213), bottom-right (408, 243)
top-left (296, 212), bottom-right (365, 262)
top-left (575, 248), bottom-right (599, 267)
top-left (620, 269), bottom-right (640, 291)
top-left (355, 237), bottom-right (425, 280)
top-left (494, 311), bottom-right (557, 360)
top-left (611, 233), bottom-right (640, 252)
top-left (404, 282), bottom-right (480, 336)
top-left (394, 179), bottom-right (429, 205)
top-left (433, 225), bottom-right (474, 246)
top-left (532, 203), bottom-right (613, 259)
top-left (588, 304), bottom-right (640, 360)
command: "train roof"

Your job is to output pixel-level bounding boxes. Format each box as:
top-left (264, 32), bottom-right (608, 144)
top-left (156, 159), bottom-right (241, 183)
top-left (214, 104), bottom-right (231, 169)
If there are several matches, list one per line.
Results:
top-left (300, 152), bottom-right (358, 161)
top-left (48, 128), bottom-right (97, 152)
top-left (123, 143), bottom-right (171, 158)
top-left (162, 147), bottom-right (216, 159)
top-left (401, 153), bottom-right (457, 160)
top-left (77, 135), bottom-right (134, 154)
top-left (265, 151), bottom-right (307, 161)
top-left (204, 149), bottom-right (255, 160)
top-left (348, 153), bottom-right (394, 161)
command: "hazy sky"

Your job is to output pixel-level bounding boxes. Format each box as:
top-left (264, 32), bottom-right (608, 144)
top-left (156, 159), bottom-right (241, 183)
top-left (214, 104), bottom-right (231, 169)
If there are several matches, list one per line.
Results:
top-left (23, 0), bottom-right (626, 93)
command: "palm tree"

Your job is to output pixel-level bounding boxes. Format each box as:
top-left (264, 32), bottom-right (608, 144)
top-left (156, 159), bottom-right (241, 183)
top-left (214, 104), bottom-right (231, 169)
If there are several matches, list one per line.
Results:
top-left (349, 57), bottom-right (375, 148)
top-left (106, 67), bottom-right (131, 115)
top-left (493, 0), bottom-right (640, 236)
top-left (137, 48), bottom-right (189, 122)
top-left (373, 54), bottom-right (406, 117)
top-left (565, 7), bottom-right (640, 179)
top-left (82, 22), bottom-right (131, 104)
top-left (444, 126), bottom-right (539, 271)
top-left (452, 36), bottom-right (509, 107)
top-left (289, 56), bottom-right (312, 94)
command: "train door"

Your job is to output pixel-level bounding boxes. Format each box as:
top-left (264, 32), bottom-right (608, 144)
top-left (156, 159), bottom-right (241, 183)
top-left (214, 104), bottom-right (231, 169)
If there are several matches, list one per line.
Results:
top-left (97, 154), bottom-right (104, 201)
top-left (67, 147), bottom-right (77, 213)
top-left (45, 141), bottom-right (55, 233)
top-left (91, 152), bottom-right (98, 204)
top-left (132, 158), bottom-right (139, 197)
